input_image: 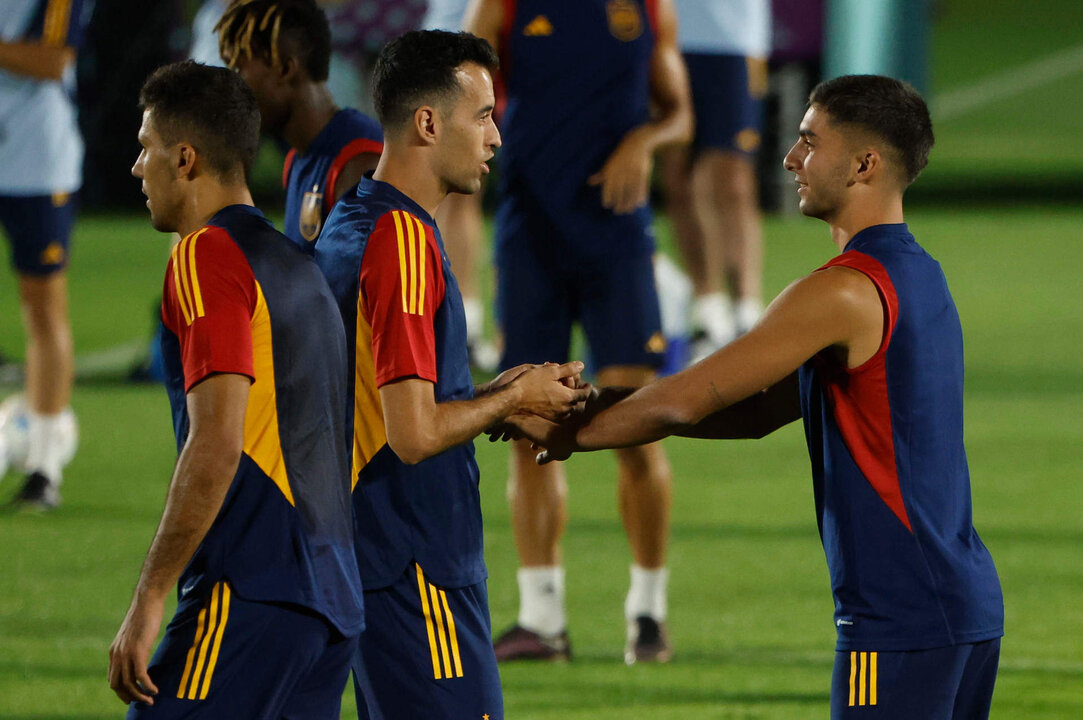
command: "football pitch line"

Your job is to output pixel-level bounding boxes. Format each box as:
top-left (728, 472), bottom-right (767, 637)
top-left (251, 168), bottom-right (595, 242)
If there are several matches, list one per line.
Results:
top-left (934, 42), bottom-right (1083, 121)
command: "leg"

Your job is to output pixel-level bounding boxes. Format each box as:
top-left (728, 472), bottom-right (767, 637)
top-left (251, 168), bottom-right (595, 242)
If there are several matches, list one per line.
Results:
top-left (436, 191), bottom-right (498, 370)
top-left (693, 149), bottom-right (764, 329)
top-left (19, 272), bottom-right (74, 415)
top-left (658, 146), bottom-right (719, 298)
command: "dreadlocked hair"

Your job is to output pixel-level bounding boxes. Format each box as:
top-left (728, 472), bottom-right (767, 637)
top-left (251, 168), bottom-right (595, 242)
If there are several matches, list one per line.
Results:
top-left (215, 0), bottom-right (332, 81)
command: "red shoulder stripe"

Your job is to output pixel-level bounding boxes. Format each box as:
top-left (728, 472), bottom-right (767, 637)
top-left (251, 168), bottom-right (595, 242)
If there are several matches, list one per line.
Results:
top-left (324, 138), bottom-right (384, 214)
top-left (282, 149), bottom-right (296, 190)
top-left (644, 0), bottom-right (659, 39)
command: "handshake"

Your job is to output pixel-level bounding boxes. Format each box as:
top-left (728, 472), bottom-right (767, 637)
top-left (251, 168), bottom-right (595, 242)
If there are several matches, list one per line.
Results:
top-left (482, 361), bottom-right (630, 464)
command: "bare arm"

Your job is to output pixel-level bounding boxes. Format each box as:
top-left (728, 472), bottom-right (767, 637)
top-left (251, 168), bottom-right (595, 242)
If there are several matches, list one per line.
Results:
top-left (108, 373), bottom-right (250, 705)
top-left (464, 0), bottom-right (503, 48)
top-left (331, 152), bottom-right (381, 203)
top-left (380, 362), bottom-right (589, 465)
top-left (588, 0), bottom-right (694, 214)
top-left (569, 267), bottom-right (883, 452)
top-left (0, 41), bottom-right (74, 81)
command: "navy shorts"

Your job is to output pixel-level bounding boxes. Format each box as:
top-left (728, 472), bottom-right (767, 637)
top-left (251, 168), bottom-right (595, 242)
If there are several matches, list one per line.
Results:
top-left (352, 563), bottom-right (504, 720)
top-left (128, 580), bottom-right (354, 720)
top-left (0, 192), bottom-right (77, 275)
top-left (830, 638), bottom-right (1001, 719)
top-left (496, 208), bottom-right (664, 372)
top-left (684, 53), bottom-right (767, 156)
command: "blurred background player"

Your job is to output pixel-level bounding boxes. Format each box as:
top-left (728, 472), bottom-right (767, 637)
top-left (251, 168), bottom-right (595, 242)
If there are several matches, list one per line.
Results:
top-left (466, 0), bottom-right (693, 663)
top-left (660, 0), bottom-right (771, 361)
top-left (110, 61), bottom-right (362, 717)
top-left (314, 30), bottom-right (590, 719)
top-left (424, 0), bottom-right (499, 372)
top-left (0, 0), bottom-right (92, 509)
top-left (216, 0), bottom-right (383, 250)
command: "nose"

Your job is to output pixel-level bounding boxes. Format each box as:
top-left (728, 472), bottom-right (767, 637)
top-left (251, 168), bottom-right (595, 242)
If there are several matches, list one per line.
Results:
top-left (488, 119), bottom-right (502, 150)
top-left (131, 152), bottom-right (144, 179)
top-left (783, 141), bottom-right (802, 173)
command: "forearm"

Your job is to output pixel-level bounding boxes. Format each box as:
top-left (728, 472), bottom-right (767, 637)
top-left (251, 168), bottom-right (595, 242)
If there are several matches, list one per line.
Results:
top-left (392, 383), bottom-right (523, 463)
top-left (575, 379), bottom-right (699, 450)
top-left (677, 374), bottom-right (802, 440)
top-left (0, 42), bottom-right (74, 81)
top-left (132, 436), bottom-right (240, 601)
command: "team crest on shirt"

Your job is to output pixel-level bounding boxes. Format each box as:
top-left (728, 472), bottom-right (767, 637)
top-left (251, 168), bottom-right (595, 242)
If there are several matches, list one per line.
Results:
top-left (606, 0), bottom-right (643, 41)
top-left (300, 184), bottom-right (323, 242)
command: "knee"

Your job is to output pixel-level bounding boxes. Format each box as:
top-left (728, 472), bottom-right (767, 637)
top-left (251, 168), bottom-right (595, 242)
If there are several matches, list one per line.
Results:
top-left (615, 444), bottom-right (671, 486)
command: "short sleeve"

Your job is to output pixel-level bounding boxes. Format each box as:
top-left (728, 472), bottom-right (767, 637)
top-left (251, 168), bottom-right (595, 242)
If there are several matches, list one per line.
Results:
top-left (161, 226), bottom-right (257, 392)
top-left (359, 211), bottom-right (446, 387)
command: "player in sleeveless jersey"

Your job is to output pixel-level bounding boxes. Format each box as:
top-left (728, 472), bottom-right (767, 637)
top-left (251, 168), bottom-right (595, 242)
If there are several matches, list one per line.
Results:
top-left (314, 31), bottom-right (591, 720)
top-left (503, 76), bottom-right (1004, 719)
top-left (216, 0), bottom-right (383, 250)
top-left (0, 0), bottom-right (93, 508)
top-left (467, 0), bottom-right (693, 664)
top-left (108, 62), bottom-right (362, 720)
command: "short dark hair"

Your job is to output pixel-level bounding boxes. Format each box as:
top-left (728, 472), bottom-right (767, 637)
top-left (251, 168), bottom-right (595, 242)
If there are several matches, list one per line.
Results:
top-left (139, 60), bottom-right (261, 181)
top-left (216, 0), bottom-right (332, 82)
top-left (809, 75), bottom-right (935, 185)
top-left (372, 30), bottom-right (499, 129)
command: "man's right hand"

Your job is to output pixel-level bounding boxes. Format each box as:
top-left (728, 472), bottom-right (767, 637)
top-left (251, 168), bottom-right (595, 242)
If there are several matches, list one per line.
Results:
top-left (508, 361), bottom-right (592, 421)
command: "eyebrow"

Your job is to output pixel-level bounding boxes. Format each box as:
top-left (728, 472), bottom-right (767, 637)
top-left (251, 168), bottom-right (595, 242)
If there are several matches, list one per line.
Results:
top-left (799, 128), bottom-right (817, 139)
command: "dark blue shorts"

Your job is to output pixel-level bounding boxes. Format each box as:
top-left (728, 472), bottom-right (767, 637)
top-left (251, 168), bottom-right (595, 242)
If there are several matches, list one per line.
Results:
top-left (352, 563), bottom-right (503, 720)
top-left (0, 192), bottom-right (77, 275)
top-left (684, 53), bottom-right (767, 156)
top-left (128, 581), bottom-right (354, 720)
top-left (495, 209), bottom-right (664, 372)
top-left (830, 638), bottom-right (1001, 719)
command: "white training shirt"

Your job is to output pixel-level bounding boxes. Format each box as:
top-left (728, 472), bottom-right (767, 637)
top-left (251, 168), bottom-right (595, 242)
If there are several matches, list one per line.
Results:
top-left (674, 0), bottom-right (772, 58)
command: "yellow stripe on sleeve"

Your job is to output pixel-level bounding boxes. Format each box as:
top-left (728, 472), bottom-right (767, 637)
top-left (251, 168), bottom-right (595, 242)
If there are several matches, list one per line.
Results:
top-left (176, 236), bottom-right (199, 326)
top-left (858, 651), bottom-right (868, 706)
top-left (176, 600), bottom-right (210, 699)
top-left (43, 0), bottom-right (73, 46)
top-left (848, 651), bottom-right (857, 707)
top-left (187, 583), bottom-right (221, 699)
top-left (439, 590), bottom-right (464, 678)
top-left (870, 651), bottom-right (878, 706)
top-left (392, 212), bottom-right (409, 312)
top-left (186, 229), bottom-right (208, 319)
top-left (429, 584), bottom-right (453, 680)
top-left (171, 246), bottom-right (193, 326)
top-left (415, 565), bottom-right (443, 679)
top-left (405, 213), bottom-right (418, 314)
top-left (414, 216), bottom-right (427, 316)
top-left (199, 583), bottom-right (231, 699)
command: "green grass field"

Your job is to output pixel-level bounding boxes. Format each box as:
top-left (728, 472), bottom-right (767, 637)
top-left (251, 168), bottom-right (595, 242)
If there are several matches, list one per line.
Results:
top-left (1, 203), bottom-right (1081, 719)
top-left (3, 2), bottom-right (1083, 717)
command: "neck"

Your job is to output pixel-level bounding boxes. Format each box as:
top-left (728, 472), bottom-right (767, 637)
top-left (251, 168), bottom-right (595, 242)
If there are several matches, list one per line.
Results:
top-left (175, 178), bottom-right (254, 238)
top-left (281, 83), bottom-right (339, 153)
top-left (827, 192), bottom-right (905, 252)
top-left (371, 143), bottom-right (446, 218)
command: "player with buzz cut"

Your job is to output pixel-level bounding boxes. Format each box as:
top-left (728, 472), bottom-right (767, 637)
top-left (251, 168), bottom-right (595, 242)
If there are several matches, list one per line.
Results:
top-left (466, 0), bottom-right (693, 665)
top-left (216, 0), bottom-right (383, 249)
top-left (0, 0), bottom-right (93, 509)
top-left (314, 30), bottom-right (591, 720)
top-left (507, 75), bottom-right (1005, 719)
top-left (108, 61), bottom-right (363, 719)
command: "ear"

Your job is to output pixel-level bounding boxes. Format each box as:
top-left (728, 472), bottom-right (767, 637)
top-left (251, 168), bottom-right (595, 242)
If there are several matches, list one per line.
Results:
top-left (853, 148), bottom-right (881, 185)
top-left (176, 143), bottom-right (198, 180)
top-left (414, 106), bottom-right (438, 146)
top-left (278, 54), bottom-right (300, 83)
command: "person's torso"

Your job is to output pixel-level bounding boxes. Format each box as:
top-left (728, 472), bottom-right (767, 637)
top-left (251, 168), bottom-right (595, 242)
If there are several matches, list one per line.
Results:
top-left (315, 179), bottom-right (485, 589)
top-left (160, 204), bottom-right (363, 636)
top-left (282, 107), bottom-right (382, 249)
top-left (0, 0), bottom-right (89, 194)
top-left (798, 223), bottom-right (1003, 651)
top-left (673, 0), bottom-right (771, 56)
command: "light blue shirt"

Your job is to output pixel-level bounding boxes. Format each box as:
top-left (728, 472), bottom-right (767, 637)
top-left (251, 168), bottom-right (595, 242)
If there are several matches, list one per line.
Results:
top-left (421, 0), bottom-right (470, 31)
top-left (675, 0), bottom-right (771, 57)
top-left (0, 0), bottom-right (90, 195)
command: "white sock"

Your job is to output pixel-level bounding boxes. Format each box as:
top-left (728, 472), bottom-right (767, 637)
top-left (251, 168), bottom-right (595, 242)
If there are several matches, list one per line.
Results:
top-left (735, 297), bottom-right (764, 335)
top-left (25, 409), bottom-right (66, 485)
top-left (692, 293), bottom-right (736, 346)
top-left (462, 296), bottom-right (484, 344)
top-left (517, 566), bottom-right (566, 636)
top-left (625, 565), bottom-right (668, 621)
